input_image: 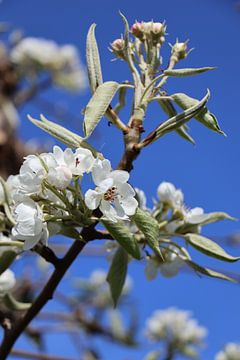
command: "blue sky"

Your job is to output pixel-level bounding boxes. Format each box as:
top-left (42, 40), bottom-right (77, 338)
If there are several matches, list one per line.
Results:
top-left (1, 0), bottom-right (240, 359)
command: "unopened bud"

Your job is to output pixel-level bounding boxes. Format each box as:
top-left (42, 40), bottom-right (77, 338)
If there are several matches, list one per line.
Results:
top-left (171, 40), bottom-right (188, 60)
top-left (110, 38), bottom-right (125, 59)
top-left (131, 22), bottom-right (145, 40)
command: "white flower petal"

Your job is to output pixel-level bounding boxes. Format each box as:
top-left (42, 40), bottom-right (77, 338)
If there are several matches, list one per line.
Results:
top-left (85, 189), bottom-right (101, 210)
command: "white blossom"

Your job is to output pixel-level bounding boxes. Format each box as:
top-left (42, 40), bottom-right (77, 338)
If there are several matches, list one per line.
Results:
top-left (145, 308), bottom-right (207, 346)
top-left (12, 199), bottom-right (48, 250)
top-left (215, 343), bottom-right (240, 360)
top-left (135, 187), bottom-right (147, 210)
top-left (159, 247), bottom-right (184, 278)
top-left (145, 246), bottom-right (184, 280)
top-left (10, 38), bottom-right (86, 90)
top-left (157, 181), bottom-right (184, 209)
top-left (52, 146), bottom-right (95, 177)
top-left (0, 269), bottom-right (16, 296)
top-left (85, 159), bottom-right (138, 222)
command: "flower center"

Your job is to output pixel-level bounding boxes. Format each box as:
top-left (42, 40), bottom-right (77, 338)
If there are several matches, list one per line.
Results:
top-left (75, 157), bottom-right (81, 167)
top-left (104, 186), bottom-right (117, 202)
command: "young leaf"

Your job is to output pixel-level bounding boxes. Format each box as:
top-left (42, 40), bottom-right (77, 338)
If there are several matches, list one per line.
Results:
top-left (184, 233), bottom-right (240, 262)
top-left (107, 246), bottom-right (128, 307)
top-left (86, 23), bottom-right (103, 93)
top-left (140, 90), bottom-right (209, 148)
top-left (185, 259), bottom-right (237, 283)
top-left (83, 81), bottom-right (119, 138)
top-left (172, 92), bottom-right (225, 135)
top-left (186, 211), bottom-right (235, 225)
top-left (102, 220), bottom-right (141, 260)
top-left (157, 98), bottom-right (195, 145)
top-left (133, 208), bottom-right (162, 258)
top-left (164, 67), bottom-right (215, 77)
top-left (28, 114), bottom-right (97, 154)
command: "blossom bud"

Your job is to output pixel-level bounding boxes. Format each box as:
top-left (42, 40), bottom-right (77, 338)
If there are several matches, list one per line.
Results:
top-left (171, 40), bottom-right (188, 60)
top-left (110, 39), bottom-right (125, 59)
top-left (131, 22), bottom-right (145, 40)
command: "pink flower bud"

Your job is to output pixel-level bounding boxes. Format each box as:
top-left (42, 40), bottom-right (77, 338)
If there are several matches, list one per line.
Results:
top-left (131, 22), bottom-right (144, 39)
top-left (111, 39), bottom-right (125, 52)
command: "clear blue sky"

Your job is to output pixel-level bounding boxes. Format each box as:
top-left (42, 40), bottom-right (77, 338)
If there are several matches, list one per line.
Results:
top-left (1, 0), bottom-right (240, 359)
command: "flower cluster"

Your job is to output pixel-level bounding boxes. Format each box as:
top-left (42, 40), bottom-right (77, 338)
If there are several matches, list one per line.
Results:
top-left (145, 308), bottom-right (207, 356)
top-left (131, 21), bottom-right (166, 44)
top-left (215, 343), bottom-right (240, 360)
top-left (10, 37), bottom-right (86, 90)
top-left (156, 181), bottom-right (205, 233)
top-left (5, 146), bottom-right (137, 250)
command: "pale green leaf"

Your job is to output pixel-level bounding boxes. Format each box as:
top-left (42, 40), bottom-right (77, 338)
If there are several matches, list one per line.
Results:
top-left (133, 208), bottom-right (162, 258)
top-left (164, 67), bottom-right (216, 77)
top-left (172, 92), bottom-right (225, 135)
top-left (185, 259), bottom-right (237, 282)
top-left (83, 81), bottom-right (119, 138)
top-left (28, 114), bottom-right (97, 154)
top-left (102, 220), bottom-right (141, 260)
top-left (187, 211), bottom-right (235, 225)
top-left (86, 24), bottom-right (103, 93)
top-left (157, 98), bottom-right (195, 145)
top-left (107, 247), bottom-right (128, 307)
top-left (184, 233), bottom-right (240, 262)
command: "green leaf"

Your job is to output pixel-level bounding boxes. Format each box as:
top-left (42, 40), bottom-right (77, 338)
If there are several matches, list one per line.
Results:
top-left (157, 98), bottom-right (195, 145)
top-left (141, 90), bottom-right (209, 148)
top-left (83, 81), bottom-right (119, 138)
top-left (132, 208), bottom-right (162, 258)
top-left (184, 233), bottom-right (240, 262)
top-left (3, 293), bottom-right (31, 311)
top-left (86, 23), bottom-right (103, 93)
top-left (186, 211), bottom-right (235, 225)
top-left (0, 176), bottom-right (10, 205)
top-left (172, 92), bottom-right (225, 135)
top-left (102, 220), bottom-right (141, 260)
top-left (185, 259), bottom-right (237, 282)
top-left (164, 67), bottom-right (216, 77)
top-left (0, 250), bottom-right (17, 275)
top-left (28, 114), bottom-right (97, 154)
top-left (107, 247), bottom-right (128, 307)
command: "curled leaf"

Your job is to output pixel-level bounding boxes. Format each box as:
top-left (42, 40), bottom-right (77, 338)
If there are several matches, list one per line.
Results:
top-left (172, 92), bottom-right (225, 135)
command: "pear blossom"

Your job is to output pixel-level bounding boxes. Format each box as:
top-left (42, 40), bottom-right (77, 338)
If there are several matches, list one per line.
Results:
top-left (0, 269), bottom-right (16, 297)
top-left (52, 146), bottom-right (95, 177)
top-left (215, 343), bottom-right (240, 360)
top-left (135, 187), bottom-right (147, 210)
top-left (12, 199), bottom-right (48, 250)
top-left (10, 38), bottom-right (86, 91)
top-left (145, 308), bottom-right (207, 346)
top-left (85, 159), bottom-right (138, 222)
top-left (157, 181), bottom-right (183, 209)
top-left (145, 246), bottom-right (184, 280)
